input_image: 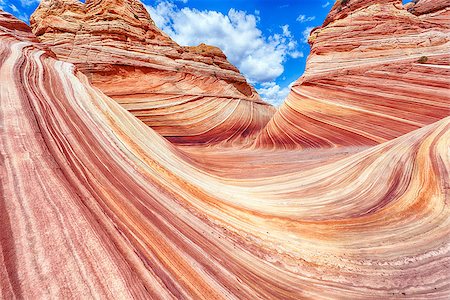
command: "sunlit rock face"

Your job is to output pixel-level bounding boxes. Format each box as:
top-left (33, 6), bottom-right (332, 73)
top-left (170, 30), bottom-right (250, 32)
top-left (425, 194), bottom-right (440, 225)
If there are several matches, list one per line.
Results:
top-left (407, 0), bottom-right (450, 18)
top-left (1, 2), bottom-right (450, 299)
top-left (255, 0), bottom-right (450, 149)
top-left (29, 0), bottom-right (275, 145)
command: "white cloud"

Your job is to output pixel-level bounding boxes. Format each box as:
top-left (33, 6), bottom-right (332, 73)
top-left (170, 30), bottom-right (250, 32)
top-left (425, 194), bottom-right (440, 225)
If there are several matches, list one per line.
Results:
top-left (18, 14), bottom-right (29, 22)
top-left (19, 0), bottom-right (40, 6)
top-left (290, 51), bottom-right (304, 59)
top-left (302, 26), bottom-right (315, 43)
top-left (296, 14), bottom-right (316, 23)
top-left (256, 81), bottom-right (294, 107)
top-left (9, 4), bottom-right (19, 13)
top-left (322, 2), bottom-right (331, 8)
top-left (2, 1), bottom-right (29, 22)
top-left (146, 1), bottom-right (302, 83)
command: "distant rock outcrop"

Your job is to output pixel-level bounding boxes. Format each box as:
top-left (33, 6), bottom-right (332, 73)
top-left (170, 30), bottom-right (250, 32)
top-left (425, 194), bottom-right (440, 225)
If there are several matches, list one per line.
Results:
top-left (256, 0), bottom-right (450, 149)
top-left (407, 0), bottom-right (450, 18)
top-left (30, 0), bottom-right (275, 145)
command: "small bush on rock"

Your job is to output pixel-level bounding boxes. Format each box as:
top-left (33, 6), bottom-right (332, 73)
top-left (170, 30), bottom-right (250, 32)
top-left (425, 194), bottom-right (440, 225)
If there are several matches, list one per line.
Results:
top-left (417, 56), bottom-right (428, 64)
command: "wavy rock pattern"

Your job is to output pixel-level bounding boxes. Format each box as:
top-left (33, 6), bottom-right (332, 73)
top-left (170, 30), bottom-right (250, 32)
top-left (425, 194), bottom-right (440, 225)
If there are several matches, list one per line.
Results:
top-left (29, 0), bottom-right (275, 145)
top-left (1, 9), bottom-right (450, 299)
top-left (256, 0), bottom-right (450, 149)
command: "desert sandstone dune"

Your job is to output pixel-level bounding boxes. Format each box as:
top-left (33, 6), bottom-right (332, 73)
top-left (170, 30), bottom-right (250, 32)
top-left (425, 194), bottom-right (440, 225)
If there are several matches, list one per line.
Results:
top-left (1, 0), bottom-right (450, 299)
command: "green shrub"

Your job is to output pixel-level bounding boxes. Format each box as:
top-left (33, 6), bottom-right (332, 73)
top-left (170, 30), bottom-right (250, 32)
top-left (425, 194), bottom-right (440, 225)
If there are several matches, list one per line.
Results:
top-left (417, 56), bottom-right (428, 64)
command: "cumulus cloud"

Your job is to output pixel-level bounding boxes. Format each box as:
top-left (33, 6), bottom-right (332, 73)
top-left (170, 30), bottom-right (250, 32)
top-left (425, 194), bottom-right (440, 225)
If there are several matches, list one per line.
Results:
top-left (322, 2), bottom-right (331, 8)
top-left (302, 26), bottom-right (315, 43)
top-left (146, 1), bottom-right (302, 84)
top-left (290, 51), bottom-right (304, 59)
top-left (296, 14), bottom-right (315, 23)
top-left (256, 81), bottom-right (294, 107)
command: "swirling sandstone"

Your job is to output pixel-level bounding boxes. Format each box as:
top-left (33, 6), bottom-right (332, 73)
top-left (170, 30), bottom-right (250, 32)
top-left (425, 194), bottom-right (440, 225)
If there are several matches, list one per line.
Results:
top-left (255, 0), bottom-right (450, 149)
top-left (29, 0), bottom-right (275, 145)
top-left (1, 8), bottom-right (450, 299)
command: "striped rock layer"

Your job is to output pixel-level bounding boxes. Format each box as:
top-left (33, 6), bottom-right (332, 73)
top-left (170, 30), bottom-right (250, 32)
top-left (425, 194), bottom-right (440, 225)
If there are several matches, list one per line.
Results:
top-left (2, 9), bottom-right (450, 299)
top-left (29, 0), bottom-right (275, 145)
top-left (255, 0), bottom-right (450, 149)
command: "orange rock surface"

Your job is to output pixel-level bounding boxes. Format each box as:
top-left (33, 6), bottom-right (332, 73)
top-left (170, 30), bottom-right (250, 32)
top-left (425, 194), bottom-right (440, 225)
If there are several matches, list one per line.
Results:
top-left (30, 0), bottom-right (275, 145)
top-left (255, 0), bottom-right (450, 149)
top-left (1, 0), bottom-right (450, 298)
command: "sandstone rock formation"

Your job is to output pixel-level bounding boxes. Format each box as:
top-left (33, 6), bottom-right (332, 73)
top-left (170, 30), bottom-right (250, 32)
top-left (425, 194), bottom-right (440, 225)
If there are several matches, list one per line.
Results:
top-left (0, 8), bottom-right (450, 299)
top-left (2, 7), bottom-right (450, 299)
top-left (30, 0), bottom-right (275, 145)
top-left (407, 0), bottom-right (450, 18)
top-left (255, 0), bottom-right (450, 149)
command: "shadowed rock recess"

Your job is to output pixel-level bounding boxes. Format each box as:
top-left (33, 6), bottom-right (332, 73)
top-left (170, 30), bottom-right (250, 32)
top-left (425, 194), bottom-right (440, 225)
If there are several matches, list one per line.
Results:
top-left (1, 0), bottom-right (450, 299)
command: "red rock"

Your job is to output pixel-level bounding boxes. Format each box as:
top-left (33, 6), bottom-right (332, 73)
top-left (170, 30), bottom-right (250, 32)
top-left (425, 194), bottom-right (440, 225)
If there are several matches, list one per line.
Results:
top-left (1, 8), bottom-right (450, 299)
top-left (407, 0), bottom-right (450, 16)
top-left (30, 0), bottom-right (275, 145)
top-left (255, 0), bottom-right (450, 149)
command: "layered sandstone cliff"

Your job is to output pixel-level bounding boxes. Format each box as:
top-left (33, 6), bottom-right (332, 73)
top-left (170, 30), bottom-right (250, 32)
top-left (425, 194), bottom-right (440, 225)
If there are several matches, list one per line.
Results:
top-left (30, 0), bottom-right (275, 145)
top-left (256, 0), bottom-right (450, 149)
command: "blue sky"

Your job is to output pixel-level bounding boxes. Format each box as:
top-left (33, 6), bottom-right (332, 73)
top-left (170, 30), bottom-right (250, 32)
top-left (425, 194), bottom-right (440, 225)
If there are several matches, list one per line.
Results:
top-left (3, 0), bottom-right (334, 105)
